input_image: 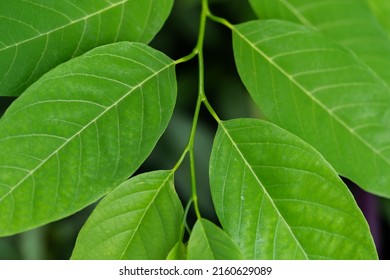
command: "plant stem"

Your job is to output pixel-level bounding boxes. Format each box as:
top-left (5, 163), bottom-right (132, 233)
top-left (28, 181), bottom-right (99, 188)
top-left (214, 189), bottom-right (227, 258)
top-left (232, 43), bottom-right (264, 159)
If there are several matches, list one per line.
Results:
top-left (188, 96), bottom-right (202, 220)
top-left (173, 0), bottom-right (212, 220)
top-left (174, 0), bottom-right (208, 65)
top-left (203, 96), bottom-right (221, 124)
top-left (173, 0), bottom-right (229, 220)
top-left (207, 12), bottom-right (234, 30)
top-left (187, 0), bottom-right (211, 220)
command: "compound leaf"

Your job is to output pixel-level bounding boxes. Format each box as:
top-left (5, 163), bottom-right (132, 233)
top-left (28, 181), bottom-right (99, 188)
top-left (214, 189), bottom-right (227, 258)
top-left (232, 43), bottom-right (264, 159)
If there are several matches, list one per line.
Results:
top-left (233, 19), bottom-right (390, 198)
top-left (0, 0), bottom-right (173, 96)
top-left (187, 218), bottom-right (244, 260)
top-left (249, 0), bottom-right (390, 86)
top-left (0, 42), bottom-right (176, 236)
top-left (210, 118), bottom-right (377, 260)
top-left (71, 170), bottom-right (183, 260)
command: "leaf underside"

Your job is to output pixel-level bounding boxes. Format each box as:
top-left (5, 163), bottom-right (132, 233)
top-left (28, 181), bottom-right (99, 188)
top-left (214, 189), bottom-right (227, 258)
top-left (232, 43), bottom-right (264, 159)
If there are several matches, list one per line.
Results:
top-left (0, 42), bottom-right (177, 236)
top-left (210, 118), bottom-right (377, 260)
top-left (0, 0), bottom-right (174, 96)
top-left (233, 19), bottom-right (390, 198)
top-left (187, 218), bottom-right (244, 260)
top-left (71, 170), bottom-right (183, 260)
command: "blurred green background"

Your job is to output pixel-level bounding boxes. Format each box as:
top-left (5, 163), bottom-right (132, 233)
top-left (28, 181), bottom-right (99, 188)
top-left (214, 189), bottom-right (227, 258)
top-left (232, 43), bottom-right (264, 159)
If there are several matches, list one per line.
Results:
top-left (1, 0), bottom-right (390, 259)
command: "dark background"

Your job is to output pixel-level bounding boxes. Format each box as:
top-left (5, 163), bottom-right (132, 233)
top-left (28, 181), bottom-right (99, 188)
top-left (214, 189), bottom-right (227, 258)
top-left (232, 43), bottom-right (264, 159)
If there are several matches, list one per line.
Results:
top-left (1, 0), bottom-right (389, 259)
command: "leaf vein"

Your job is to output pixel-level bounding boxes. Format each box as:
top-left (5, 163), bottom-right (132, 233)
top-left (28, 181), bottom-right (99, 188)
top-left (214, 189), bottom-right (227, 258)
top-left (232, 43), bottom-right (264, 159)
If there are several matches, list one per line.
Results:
top-left (0, 61), bottom-right (174, 204)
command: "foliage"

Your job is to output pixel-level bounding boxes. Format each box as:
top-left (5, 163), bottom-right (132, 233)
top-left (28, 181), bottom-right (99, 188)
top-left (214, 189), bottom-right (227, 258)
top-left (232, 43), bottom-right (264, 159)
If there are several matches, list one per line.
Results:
top-left (1, 0), bottom-right (388, 259)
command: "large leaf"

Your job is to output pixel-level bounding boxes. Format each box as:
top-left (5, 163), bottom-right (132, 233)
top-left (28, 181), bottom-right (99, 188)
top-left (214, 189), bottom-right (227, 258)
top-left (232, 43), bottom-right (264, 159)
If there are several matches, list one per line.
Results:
top-left (71, 170), bottom-right (183, 260)
top-left (187, 218), bottom-right (244, 260)
top-left (232, 19), bottom-right (390, 197)
top-left (0, 42), bottom-right (176, 236)
top-left (0, 0), bottom-right (173, 96)
top-left (249, 0), bottom-right (390, 86)
top-left (210, 118), bottom-right (377, 259)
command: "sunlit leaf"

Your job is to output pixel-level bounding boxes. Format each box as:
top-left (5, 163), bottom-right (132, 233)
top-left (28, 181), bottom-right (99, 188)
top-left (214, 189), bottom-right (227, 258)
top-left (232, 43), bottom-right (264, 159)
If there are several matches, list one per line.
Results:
top-left (249, 0), bottom-right (390, 86)
top-left (0, 0), bottom-right (173, 96)
top-left (0, 42), bottom-right (176, 236)
top-left (233, 19), bottom-right (390, 198)
top-left (166, 241), bottom-right (187, 260)
top-left (71, 170), bottom-right (183, 260)
top-left (210, 118), bottom-right (377, 259)
top-left (187, 218), bottom-right (243, 260)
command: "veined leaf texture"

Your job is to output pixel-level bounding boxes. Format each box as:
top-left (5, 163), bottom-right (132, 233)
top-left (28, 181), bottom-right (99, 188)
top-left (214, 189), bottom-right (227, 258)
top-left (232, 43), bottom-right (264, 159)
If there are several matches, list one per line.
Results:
top-left (249, 0), bottom-right (390, 86)
top-left (0, 42), bottom-right (177, 236)
top-left (233, 19), bottom-right (390, 198)
top-left (71, 171), bottom-right (183, 260)
top-left (0, 0), bottom-right (384, 261)
top-left (187, 218), bottom-right (244, 260)
top-left (210, 119), bottom-right (377, 259)
top-left (0, 0), bottom-right (173, 96)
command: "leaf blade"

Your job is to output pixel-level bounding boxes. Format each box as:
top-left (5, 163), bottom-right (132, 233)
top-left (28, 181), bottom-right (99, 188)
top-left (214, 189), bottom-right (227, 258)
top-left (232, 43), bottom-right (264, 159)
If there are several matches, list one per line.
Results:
top-left (210, 118), bottom-right (377, 259)
top-left (166, 241), bottom-right (187, 260)
top-left (249, 0), bottom-right (390, 86)
top-left (71, 170), bottom-right (183, 260)
top-left (367, 0), bottom-right (390, 37)
top-left (0, 0), bottom-right (174, 96)
top-left (232, 19), bottom-right (390, 197)
top-left (0, 42), bottom-right (176, 236)
top-left (187, 218), bottom-right (244, 260)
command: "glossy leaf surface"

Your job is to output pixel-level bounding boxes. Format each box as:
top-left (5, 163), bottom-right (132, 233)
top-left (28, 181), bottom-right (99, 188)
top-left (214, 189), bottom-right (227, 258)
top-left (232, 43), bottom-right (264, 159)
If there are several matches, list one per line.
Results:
top-left (210, 118), bottom-right (377, 259)
top-left (71, 170), bottom-right (183, 260)
top-left (233, 20), bottom-right (390, 197)
top-left (249, 0), bottom-right (390, 86)
top-left (0, 0), bottom-right (173, 96)
top-left (187, 218), bottom-right (243, 260)
top-left (0, 42), bottom-right (176, 236)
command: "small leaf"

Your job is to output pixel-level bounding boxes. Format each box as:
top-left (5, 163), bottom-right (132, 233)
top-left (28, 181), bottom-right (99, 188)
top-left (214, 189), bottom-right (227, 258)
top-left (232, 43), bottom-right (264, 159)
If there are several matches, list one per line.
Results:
top-left (71, 170), bottom-right (183, 260)
top-left (187, 218), bottom-right (243, 260)
top-left (210, 118), bottom-right (377, 260)
top-left (249, 0), bottom-right (390, 86)
top-left (0, 42), bottom-right (176, 236)
top-left (0, 0), bottom-right (174, 96)
top-left (233, 19), bottom-right (390, 197)
top-left (166, 241), bottom-right (187, 260)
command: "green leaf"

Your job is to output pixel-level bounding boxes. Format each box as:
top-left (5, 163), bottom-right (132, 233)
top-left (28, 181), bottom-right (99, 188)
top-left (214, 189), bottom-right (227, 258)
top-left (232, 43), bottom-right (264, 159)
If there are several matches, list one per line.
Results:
top-left (249, 0), bottom-right (390, 86)
top-left (166, 241), bottom-right (187, 260)
top-left (233, 19), bottom-right (390, 197)
top-left (71, 170), bottom-right (183, 260)
top-left (0, 0), bottom-right (173, 96)
top-left (210, 118), bottom-right (377, 260)
top-left (187, 218), bottom-right (244, 260)
top-left (367, 0), bottom-right (390, 36)
top-left (0, 42), bottom-right (176, 236)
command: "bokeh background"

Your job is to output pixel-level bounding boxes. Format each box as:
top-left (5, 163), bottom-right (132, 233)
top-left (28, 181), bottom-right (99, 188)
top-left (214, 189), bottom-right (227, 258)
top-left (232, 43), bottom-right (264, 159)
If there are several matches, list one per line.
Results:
top-left (1, 0), bottom-right (389, 259)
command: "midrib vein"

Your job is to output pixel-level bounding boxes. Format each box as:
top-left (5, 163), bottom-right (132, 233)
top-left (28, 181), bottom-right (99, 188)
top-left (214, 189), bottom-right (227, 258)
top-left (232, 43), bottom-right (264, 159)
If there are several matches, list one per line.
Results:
top-left (279, 0), bottom-right (390, 92)
top-left (220, 122), bottom-right (309, 260)
top-left (233, 26), bottom-right (390, 168)
top-left (0, 0), bottom-right (128, 52)
top-left (0, 60), bottom-right (174, 204)
top-left (119, 171), bottom-right (174, 259)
